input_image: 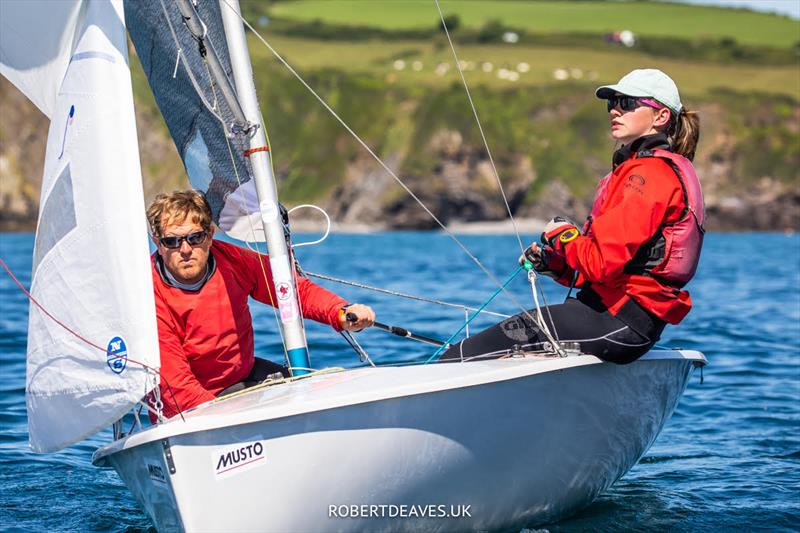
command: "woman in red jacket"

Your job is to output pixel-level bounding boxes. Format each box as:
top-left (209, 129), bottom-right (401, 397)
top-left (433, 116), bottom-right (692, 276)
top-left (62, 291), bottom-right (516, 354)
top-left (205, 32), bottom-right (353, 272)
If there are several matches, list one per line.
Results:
top-left (442, 69), bottom-right (704, 364)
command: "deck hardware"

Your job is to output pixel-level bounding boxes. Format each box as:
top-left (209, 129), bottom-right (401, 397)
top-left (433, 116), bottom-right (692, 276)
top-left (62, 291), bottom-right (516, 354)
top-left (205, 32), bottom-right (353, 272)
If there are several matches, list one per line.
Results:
top-left (162, 439), bottom-right (176, 474)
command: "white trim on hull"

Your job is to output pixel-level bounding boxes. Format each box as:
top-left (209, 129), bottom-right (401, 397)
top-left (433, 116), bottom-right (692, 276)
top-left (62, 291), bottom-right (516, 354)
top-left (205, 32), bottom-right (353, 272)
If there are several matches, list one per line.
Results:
top-left (93, 349), bottom-right (705, 532)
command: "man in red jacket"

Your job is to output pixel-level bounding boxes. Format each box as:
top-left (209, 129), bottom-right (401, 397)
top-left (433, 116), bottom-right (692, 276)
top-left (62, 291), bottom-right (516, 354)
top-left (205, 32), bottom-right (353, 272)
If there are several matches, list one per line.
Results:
top-left (146, 190), bottom-right (375, 419)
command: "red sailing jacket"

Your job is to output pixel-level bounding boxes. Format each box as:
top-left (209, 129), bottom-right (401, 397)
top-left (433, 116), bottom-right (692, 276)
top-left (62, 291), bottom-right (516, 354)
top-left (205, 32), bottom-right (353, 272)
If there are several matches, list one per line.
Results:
top-left (552, 141), bottom-right (700, 324)
top-left (152, 240), bottom-right (346, 419)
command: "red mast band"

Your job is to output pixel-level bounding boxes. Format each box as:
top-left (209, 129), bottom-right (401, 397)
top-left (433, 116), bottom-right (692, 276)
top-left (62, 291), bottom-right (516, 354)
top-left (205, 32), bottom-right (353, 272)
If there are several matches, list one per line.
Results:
top-left (244, 146), bottom-right (269, 157)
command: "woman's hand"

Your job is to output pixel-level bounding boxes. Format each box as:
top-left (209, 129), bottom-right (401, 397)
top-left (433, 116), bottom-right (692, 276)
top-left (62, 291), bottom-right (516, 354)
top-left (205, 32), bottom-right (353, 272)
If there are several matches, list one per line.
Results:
top-left (519, 242), bottom-right (546, 270)
top-left (339, 304), bottom-right (376, 331)
top-left (519, 243), bottom-right (566, 279)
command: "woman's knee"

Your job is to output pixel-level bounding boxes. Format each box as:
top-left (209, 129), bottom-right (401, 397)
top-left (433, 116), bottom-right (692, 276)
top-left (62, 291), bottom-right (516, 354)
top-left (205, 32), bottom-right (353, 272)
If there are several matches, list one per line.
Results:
top-left (439, 312), bottom-right (547, 361)
top-left (592, 339), bottom-right (654, 364)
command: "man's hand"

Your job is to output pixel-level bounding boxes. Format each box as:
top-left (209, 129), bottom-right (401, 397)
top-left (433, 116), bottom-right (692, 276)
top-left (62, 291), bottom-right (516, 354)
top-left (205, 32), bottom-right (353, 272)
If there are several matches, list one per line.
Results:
top-left (339, 304), bottom-right (376, 331)
top-left (541, 216), bottom-right (580, 249)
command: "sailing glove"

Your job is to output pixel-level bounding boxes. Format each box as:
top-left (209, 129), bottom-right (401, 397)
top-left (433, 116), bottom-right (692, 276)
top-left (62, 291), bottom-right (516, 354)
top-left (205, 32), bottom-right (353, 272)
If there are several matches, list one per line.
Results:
top-left (520, 244), bottom-right (567, 280)
top-left (541, 216), bottom-right (580, 252)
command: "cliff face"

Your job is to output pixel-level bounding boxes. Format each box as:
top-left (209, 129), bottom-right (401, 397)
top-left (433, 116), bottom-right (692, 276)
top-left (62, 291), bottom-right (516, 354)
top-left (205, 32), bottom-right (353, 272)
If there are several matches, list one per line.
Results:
top-left (0, 73), bottom-right (186, 232)
top-left (0, 77), bottom-right (47, 231)
top-left (322, 97), bottom-right (799, 232)
top-left (321, 132), bottom-right (799, 233)
top-left (1, 73), bottom-right (798, 232)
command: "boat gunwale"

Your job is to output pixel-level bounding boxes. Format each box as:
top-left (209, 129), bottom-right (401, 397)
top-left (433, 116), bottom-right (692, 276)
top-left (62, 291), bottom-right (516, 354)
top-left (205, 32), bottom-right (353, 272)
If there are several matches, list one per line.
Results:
top-left (92, 348), bottom-right (705, 464)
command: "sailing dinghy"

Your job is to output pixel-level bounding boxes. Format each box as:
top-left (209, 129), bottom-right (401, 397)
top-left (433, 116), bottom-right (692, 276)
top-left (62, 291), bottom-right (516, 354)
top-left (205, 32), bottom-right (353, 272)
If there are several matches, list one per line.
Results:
top-left (0, 0), bottom-right (706, 531)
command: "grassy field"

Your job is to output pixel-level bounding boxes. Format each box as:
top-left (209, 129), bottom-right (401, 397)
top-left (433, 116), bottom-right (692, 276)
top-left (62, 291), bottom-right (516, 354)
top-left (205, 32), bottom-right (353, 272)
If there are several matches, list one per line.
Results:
top-left (266, 0), bottom-right (800, 48)
top-left (250, 35), bottom-right (800, 100)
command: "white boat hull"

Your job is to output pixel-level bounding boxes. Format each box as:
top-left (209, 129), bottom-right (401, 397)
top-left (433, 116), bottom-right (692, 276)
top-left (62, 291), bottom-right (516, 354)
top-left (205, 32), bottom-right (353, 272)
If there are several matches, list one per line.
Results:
top-left (93, 349), bottom-right (705, 532)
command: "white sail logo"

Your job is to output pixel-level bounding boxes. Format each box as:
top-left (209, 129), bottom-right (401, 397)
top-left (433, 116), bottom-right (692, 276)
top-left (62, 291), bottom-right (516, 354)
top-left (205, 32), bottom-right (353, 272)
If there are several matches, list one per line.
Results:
top-left (106, 336), bottom-right (128, 374)
top-left (212, 441), bottom-right (266, 480)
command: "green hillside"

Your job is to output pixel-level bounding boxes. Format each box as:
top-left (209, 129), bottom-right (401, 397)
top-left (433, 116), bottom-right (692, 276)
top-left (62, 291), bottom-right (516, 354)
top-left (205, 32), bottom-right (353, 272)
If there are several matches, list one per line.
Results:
top-left (2, 0), bottom-right (798, 231)
top-left (240, 0), bottom-right (800, 98)
top-left (266, 0), bottom-right (800, 48)
top-left (250, 35), bottom-right (800, 99)
top-left (135, 0), bottom-right (800, 222)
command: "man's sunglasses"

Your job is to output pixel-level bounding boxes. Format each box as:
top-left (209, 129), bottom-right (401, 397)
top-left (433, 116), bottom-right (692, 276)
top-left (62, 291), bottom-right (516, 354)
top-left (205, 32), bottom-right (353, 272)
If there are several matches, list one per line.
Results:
top-left (159, 231), bottom-right (208, 249)
top-left (607, 95), bottom-right (662, 113)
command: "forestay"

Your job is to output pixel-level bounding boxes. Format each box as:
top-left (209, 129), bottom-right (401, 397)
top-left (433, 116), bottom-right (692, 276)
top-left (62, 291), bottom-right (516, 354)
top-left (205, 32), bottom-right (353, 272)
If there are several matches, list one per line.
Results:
top-left (0, 0), bottom-right (159, 452)
top-left (124, 0), bottom-right (265, 242)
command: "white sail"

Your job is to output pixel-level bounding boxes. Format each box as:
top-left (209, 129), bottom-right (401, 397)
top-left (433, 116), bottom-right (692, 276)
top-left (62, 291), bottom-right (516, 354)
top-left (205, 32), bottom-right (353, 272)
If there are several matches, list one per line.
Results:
top-left (1, 0), bottom-right (159, 452)
top-left (0, 0), bottom-right (83, 119)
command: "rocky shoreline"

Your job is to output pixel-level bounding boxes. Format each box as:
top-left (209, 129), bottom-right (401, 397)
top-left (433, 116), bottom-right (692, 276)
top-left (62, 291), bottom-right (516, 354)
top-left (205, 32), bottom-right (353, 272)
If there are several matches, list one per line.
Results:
top-left (2, 78), bottom-right (798, 234)
top-left (2, 174), bottom-right (798, 234)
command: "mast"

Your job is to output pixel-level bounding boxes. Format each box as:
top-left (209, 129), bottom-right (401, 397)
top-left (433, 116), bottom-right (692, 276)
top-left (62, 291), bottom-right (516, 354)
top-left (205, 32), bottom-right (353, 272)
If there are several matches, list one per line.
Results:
top-left (215, 0), bottom-right (311, 375)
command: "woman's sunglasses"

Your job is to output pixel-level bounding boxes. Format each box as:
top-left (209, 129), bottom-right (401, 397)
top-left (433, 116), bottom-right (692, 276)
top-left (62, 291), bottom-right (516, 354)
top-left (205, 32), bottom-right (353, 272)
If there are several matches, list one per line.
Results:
top-left (159, 231), bottom-right (208, 249)
top-left (606, 95), bottom-right (662, 113)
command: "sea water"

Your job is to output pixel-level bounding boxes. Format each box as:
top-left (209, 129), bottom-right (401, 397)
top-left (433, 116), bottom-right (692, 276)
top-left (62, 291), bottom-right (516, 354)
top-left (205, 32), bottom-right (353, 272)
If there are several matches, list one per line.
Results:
top-left (0, 232), bottom-right (798, 532)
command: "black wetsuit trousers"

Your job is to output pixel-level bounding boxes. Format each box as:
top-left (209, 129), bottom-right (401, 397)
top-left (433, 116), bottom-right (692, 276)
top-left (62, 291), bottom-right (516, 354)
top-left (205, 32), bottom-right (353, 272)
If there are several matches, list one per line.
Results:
top-left (440, 288), bottom-right (666, 364)
top-left (217, 358), bottom-right (291, 397)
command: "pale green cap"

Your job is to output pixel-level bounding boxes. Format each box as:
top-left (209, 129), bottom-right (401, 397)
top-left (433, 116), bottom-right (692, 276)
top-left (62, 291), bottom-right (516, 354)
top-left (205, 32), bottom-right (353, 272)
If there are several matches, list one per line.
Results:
top-left (595, 69), bottom-right (683, 113)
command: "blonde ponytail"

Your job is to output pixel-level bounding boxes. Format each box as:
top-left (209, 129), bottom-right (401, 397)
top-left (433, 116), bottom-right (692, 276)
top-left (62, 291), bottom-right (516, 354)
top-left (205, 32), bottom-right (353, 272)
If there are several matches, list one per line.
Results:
top-left (668, 108), bottom-right (700, 161)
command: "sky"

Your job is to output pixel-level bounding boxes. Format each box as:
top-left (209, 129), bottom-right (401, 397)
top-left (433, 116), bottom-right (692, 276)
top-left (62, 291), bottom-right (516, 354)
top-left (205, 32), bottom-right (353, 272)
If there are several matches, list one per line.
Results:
top-left (668, 0), bottom-right (800, 19)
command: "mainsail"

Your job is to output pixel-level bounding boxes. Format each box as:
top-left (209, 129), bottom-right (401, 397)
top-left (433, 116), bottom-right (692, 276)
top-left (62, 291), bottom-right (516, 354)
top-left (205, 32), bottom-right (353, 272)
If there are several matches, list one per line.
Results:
top-left (124, 0), bottom-right (265, 242)
top-left (0, 0), bottom-right (159, 452)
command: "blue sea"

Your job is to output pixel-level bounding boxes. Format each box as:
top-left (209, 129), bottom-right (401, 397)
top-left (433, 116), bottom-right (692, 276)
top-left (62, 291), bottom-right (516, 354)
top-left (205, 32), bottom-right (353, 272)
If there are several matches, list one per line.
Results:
top-left (1, 232), bottom-right (798, 532)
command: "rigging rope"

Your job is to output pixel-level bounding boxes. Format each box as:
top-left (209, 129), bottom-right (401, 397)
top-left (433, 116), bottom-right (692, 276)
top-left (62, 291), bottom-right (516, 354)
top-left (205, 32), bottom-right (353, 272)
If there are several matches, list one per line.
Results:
top-left (525, 268), bottom-right (560, 349)
top-left (221, 0), bottom-right (542, 329)
top-left (433, 0), bottom-right (566, 353)
top-left (306, 270), bottom-right (509, 318)
top-left (0, 257), bottom-right (186, 421)
top-left (340, 330), bottom-right (376, 366)
top-left (427, 266), bottom-right (523, 362)
top-left (433, 0), bottom-right (525, 255)
top-left (533, 272), bottom-right (560, 341)
top-left (158, 0), bottom-right (226, 128)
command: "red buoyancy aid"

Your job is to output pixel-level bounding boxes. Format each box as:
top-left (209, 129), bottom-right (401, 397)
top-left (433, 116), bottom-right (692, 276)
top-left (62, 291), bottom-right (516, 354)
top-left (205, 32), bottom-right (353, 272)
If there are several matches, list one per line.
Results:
top-left (631, 149), bottom-right (705, 285)
top-left (588, 149), bottom-right (705, 287)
